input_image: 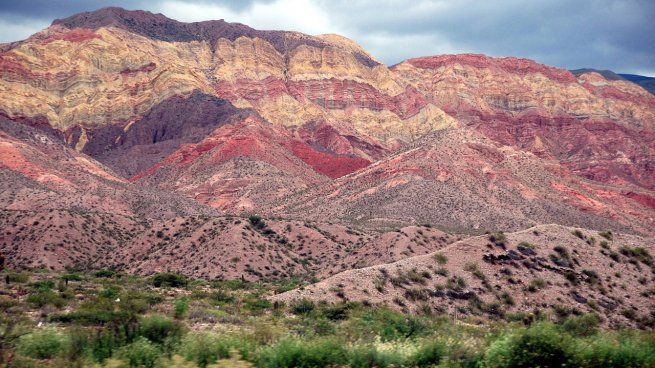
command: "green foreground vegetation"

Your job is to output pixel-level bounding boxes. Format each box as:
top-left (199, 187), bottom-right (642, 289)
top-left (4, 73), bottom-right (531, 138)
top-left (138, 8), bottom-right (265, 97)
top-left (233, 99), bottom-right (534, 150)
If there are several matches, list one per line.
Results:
top-left (1, 270), bottom-right (654, 367)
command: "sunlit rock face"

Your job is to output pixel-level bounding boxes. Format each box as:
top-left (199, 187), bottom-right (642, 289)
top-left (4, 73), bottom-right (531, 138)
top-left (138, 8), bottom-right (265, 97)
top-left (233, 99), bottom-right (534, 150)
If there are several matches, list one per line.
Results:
top-left (392, 54), bottom-right (655, 191)
top-left (0, 7), bottom-right (454, 186)
top-left (0, 7), bottom-right (654, 231)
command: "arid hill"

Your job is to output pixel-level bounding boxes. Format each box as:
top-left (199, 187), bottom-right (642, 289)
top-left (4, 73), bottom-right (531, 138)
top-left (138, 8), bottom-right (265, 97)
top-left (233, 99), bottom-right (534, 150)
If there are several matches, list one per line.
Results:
top-left (275, 224), bottom-right (655, 328)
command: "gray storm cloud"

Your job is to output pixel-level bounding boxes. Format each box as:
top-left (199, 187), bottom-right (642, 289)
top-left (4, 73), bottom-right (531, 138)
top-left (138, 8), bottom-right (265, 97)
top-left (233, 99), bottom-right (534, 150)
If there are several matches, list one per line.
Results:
top-left (0, 0), bottom-right (652, 75)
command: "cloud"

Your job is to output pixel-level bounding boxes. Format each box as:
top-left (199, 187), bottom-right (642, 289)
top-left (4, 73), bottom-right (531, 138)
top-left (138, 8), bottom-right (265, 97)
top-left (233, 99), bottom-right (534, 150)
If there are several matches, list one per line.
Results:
top-left (0, 16), bottom-right (50, 43)
top-left (158, 0), bottom-right (336, 34)
top-left (0, 0), bottom-right (653, 76)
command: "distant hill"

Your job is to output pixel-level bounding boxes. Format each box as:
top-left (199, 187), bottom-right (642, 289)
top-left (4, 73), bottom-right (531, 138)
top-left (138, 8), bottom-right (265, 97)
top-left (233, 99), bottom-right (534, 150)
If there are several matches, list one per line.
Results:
top-left (570, 68), bottom-right (626, 81)
top-left (570, 68), bottom-right (655, 96)
top-left (620, 73), bottom-right (655, 95)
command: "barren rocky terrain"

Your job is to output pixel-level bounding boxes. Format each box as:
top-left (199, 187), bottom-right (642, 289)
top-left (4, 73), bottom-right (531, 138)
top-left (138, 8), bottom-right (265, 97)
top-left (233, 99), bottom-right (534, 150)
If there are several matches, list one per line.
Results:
top-left (275, 224), bottom-right (655, 328)
top-left (1, 7), bottom-right (654, 339)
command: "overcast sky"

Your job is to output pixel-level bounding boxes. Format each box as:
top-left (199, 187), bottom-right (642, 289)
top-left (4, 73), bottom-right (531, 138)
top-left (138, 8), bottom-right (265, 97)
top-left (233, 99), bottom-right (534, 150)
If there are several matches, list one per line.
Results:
top-left (0, 0), bottom-right (653, 76)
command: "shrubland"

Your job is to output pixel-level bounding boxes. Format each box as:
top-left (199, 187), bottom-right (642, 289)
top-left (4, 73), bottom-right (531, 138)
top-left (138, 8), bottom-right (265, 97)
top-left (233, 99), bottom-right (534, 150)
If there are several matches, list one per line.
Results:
top-left (0, 269), bottom-right (653, 367)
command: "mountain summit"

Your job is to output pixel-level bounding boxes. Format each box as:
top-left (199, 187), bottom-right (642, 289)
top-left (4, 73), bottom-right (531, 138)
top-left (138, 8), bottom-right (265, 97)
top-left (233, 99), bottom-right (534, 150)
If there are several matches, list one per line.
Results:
top-left (1, 7), bottom-right (654, 283)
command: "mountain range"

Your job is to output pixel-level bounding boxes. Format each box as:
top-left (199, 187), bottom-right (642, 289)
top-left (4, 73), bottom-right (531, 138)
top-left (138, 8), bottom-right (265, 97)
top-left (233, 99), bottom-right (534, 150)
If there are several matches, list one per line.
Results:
top-left (1, 7), bottom-right (654, 325)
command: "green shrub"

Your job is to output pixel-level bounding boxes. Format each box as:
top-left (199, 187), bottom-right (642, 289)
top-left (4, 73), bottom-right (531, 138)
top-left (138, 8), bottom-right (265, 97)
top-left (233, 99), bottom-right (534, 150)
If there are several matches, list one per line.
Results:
top-left (500, 292), bottom-right (515, 306)
top-left (408, 339), bottom-right (446, 367)
top-left (598, 230), bottom-right (613, 241)
top-left (210, 290), bottom-right (235, 305)
top-left (526, 278), bottom-right (546, 292)
top-left (49, 309), bottom-right (118, 325)
top-left (619, 246), bottom-right (653, 266)
top-left (17, 328), bottom-right (69, 360)
top-left (356, 308), bottom-right (430, 341)
top-left (244, 297), bottom-right (272, 313)
top-left (100, 286), bottom-right (120, 299)
top-left (484, 322), bottom-right (572, 368)
top-left (65, 328), bottom-right (91, 362)
top-left (89, 329), bottom-right (123, 362)
top-left (435, 267), bottom-right (449, 276)
top-left (5, 272), bottom-right (29, 283)
top-left (489, 232), bottom-right (507, 245)
top-left (572, 230), bottom-right (585, 239)
top-left (319, 303), bottom-right (352, 321)
top-left (174, 297), bottom-right (189, 319)
top-left (115, 337), bottom-right (162, 368)
top-left (212, 279), bottom-right (252, 290)
top-left (30, 280), bottom-right (55, 291)
top-left (93, 269), bottom-right (117, 278)
top-left (179, 332), bottom-right (253, 368)
top-left (26, 290), bottom-right (67, 308)
top-left (434, 253), bottom-right (448, 264)
top-left (152, 273), bottom-right (188, 288)
top-left (572, 334), bottom-right (655, 368)
top-left (248, 215), bottom-right (266, 230)
top-left (257, 338), bottom-right (348, 368)
top-left (348, 344), bottom-right (405, 368)
top-left (562, 313), bottom-right (600, 337)
top-left (62, 272), bottom-right (83, 282)
top-left (139, 315), bottom-right (180, 345)
top-left (275, 279), bottom-right (302, 294)
top-left (517, 241), bottom-right (535, 249)
top-left (290, 299), bottom-right (315, 315)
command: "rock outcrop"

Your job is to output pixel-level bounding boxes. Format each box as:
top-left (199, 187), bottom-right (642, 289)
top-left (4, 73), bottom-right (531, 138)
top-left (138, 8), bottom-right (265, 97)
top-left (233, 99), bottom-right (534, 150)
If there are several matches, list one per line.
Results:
top-left (1, 8), bottom-right (654, 236)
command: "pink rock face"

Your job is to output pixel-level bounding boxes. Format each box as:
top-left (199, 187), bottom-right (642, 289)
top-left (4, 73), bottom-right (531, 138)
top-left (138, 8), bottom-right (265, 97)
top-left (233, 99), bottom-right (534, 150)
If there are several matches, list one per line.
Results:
top-left (1, 7), bottom-right (654, 237)
top-left (285, 140), bottom-right (370, 179)
top-left (394, 53), bottom-right (655, 192)
top-left (288, 79), bottom-right (428, 119)
top-left (214, 77), bottom-right (428, 120)
top-left (213, 77), bottom-right (289, 101)
top-left (407, 53), bottom-right (578, 84)
top-left (120, 62), bottom-right (156, 75)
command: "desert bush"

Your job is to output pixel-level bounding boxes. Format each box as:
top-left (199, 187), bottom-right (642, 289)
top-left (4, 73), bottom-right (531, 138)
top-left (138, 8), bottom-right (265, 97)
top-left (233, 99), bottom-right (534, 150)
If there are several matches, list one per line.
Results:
top-left (408, 339), bottom-right (447, 367)
top-left (562, 313), bottom-right (600, 337)
top-left (4, 272), bottom-right (29, 283)
top-left (93, 269), bottom-right (117, 278)
top-left (500, 292), bottom-right (515, 306)
top-left (572, 334), bottom-right (655, 368)
top-left (464, 262), bottom-right (485, 280)
top-left (619, 246), bottom-right (653, 266)
top-left (100, 286), bottom-right (120, 299)
top-left (257, 337), bottom-right (348, 368)
top-left (290, 299), bottom-right (315, 315)
top-left (174, 298), bottom-right (189, 319)
top-left (319, 303), bottom-right (352, 321)
top-left (114, 337), bottom-right (162, 368)
top-left (484, 322), bottom-right (572, 368)
top-left (489, 232), bottom-right (507, 245)
top-left (572, 230), bottom-right (585, 239)
top-left (209, 290), bottom-right (235, 305)
top-left (433, 253), bottom-right (448, 264)
top-left (62, 272), bottom-right (83, 282)
top-left (178, 332), bottom-right (254, 368)
top-left (435, 267), bottom-right (449, 277)
top-left (30, 280), bottom-right (55, 291)
top-left (526, 278), bottom-right (546, 292)
top-left (243, 296), bottom-right (272, 314)
top-left (26, 290), bottom-right (67, 308)
top-left (16, 328), bottom-right (69, 360)
top-left (348, 344), bottom-right (405, 368)
top-left (139, 315), bottom-right (181, 345)
top-left (248, 215), bottom-right (266, 230)
top-left (152, 273), bottom-right (188, 288)
top-left (356, 308), bottom-right (430, 341)
top-left (598, 230), bottom-right (613, 241)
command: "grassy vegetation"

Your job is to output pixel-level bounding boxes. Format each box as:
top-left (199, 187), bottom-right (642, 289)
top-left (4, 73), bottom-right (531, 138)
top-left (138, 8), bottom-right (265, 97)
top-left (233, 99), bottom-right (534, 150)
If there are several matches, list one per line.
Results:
top-left (0, 269), bottom-right (654, 367)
